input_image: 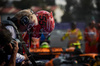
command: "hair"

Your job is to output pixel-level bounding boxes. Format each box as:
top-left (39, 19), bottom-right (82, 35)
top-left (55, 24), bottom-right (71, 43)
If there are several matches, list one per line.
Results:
top-left (15, 9), bottom-right (33, 19)
top-left (0, 25), bottom-right (12, 47)
top-left (14, 9), bottom-right (38, 25)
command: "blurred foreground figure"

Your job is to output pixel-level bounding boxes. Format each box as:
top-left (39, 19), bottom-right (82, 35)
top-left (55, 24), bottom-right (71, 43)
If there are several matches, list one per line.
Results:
top-left (61, 22), bottom-right (83, 49)
top-left (84, 21), bottom-right (99, 53)
top-left (22, 10), bottom-right (55, 49)
top-left (0, 25), bottom-right (18, 66)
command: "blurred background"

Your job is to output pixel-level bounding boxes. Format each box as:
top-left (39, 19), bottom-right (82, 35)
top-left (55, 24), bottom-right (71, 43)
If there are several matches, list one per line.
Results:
top-left (0, 0), bottom-right (100, 51)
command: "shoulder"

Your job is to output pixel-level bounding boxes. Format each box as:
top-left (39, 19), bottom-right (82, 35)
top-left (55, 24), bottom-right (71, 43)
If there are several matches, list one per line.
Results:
top-left (5, 25), bottom-right (14, 30)
top-left (5, 25), bottom-right (14, 28)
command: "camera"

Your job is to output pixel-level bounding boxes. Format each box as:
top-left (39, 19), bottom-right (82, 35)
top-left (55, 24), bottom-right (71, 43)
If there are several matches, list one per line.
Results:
top-left (11, 40), bottom-right (15, 47)
top-left (11, 39), bottom-right (25, 54)
top-left (11, 39), bottom-right (20, 47)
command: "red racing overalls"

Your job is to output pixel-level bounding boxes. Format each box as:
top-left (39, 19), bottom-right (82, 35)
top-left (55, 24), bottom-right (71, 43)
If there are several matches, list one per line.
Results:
top-left (84, 27), bottom-right (99, 53)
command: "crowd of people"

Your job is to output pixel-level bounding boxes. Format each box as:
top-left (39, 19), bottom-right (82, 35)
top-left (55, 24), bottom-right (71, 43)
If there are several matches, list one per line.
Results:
top-left (61, 21), bottom-right (100, 54)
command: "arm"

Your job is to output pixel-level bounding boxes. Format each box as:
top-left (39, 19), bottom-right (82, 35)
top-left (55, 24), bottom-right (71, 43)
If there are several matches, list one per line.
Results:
top-left (61, 31), bottom-right (68, 41)
top-left (78, 30), bottom-right (83, 40)
top-left (8, 42), bottom-right (29, 66)
top-left (5, 26), bottom-right (16, 39)
top-left (8, 41), bottom-right (19, 66)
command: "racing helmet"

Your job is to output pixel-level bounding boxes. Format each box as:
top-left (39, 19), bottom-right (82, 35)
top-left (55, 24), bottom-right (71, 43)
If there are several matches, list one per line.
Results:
top-left (40, 42), bottom-right (50, 48)
top-left (36, 10), bottom-right (55, 35)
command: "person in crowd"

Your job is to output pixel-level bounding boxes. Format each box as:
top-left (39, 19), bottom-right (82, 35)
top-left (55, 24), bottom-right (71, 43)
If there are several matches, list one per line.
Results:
top-left (96, 22), bottom-right (100, 53)
top-left (84, 21), bottom-right (99, 53)
top-left (2, 9), bottom-right (38, 65)
top-left (0, 25), bottom-right (18, 66)
top-left (61, 22), bottom-right (83, 49)
top-left (22, 10), bottom-right (55, 49)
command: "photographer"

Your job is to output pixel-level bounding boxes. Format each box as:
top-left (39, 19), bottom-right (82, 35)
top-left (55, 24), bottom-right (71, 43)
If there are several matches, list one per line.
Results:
top-left (0, 25), bottom-right (18, 66)
top-left (2, 9), bottom-right (55, 66)
top-left (2, 9), bottom-right (38, 66)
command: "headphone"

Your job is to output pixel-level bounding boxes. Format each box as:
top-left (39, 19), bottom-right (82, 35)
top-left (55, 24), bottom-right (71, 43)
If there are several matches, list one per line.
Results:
top-left (20, 16), bottom-right (29, 26)
top-left (8, 9), bottom-right (34, 26)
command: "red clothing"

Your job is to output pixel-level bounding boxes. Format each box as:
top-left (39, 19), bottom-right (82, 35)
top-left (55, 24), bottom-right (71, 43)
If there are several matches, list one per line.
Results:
top-left (85, 41), bottom-right (98, 53)
top-left (84, 27), bottom-right (99, 53)
top-left (22, 31), bottom-right (40, 53)
top-left (22, 20), bottom-right (53, 51)
top-left (22, 32), bottom-right (40, 48)
top-left (22, 25), bottom-right (41, 53)
top-left (30, 25), bottom-right (41, 38)
top-left (97, 30), bottom-right (100, 42)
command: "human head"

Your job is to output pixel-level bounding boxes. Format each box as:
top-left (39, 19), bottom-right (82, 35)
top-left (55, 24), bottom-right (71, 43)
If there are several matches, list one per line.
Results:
top-left (71, 22), bottom-right (76, 30)
top-left (36, 10), bottom-right (55, 37)
top-left (0, 25), bottom-right (12, 48)
top-left (0, 26), bottom-right (16, 54)
top-left (89, 21), bottom-right (96, 28)
top-left (11, 9), bottom-right (38, 32)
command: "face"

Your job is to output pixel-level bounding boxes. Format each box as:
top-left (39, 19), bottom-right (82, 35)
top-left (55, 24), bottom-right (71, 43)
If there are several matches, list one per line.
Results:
top-left (19, 14), bottom-right (38, 32)
top-left (29, 14), bottom-right (38, 26)
top-left (71, 24), bottom-right (76, 29)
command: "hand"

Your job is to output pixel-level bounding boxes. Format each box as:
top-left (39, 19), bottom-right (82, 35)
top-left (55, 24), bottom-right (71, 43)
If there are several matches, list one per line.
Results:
top-left (12, 41), bottom-right (19, 53)
top-left (23, 54), bottom-right (29, 60)
top-left (21, 60), bottom-right (31, 66)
